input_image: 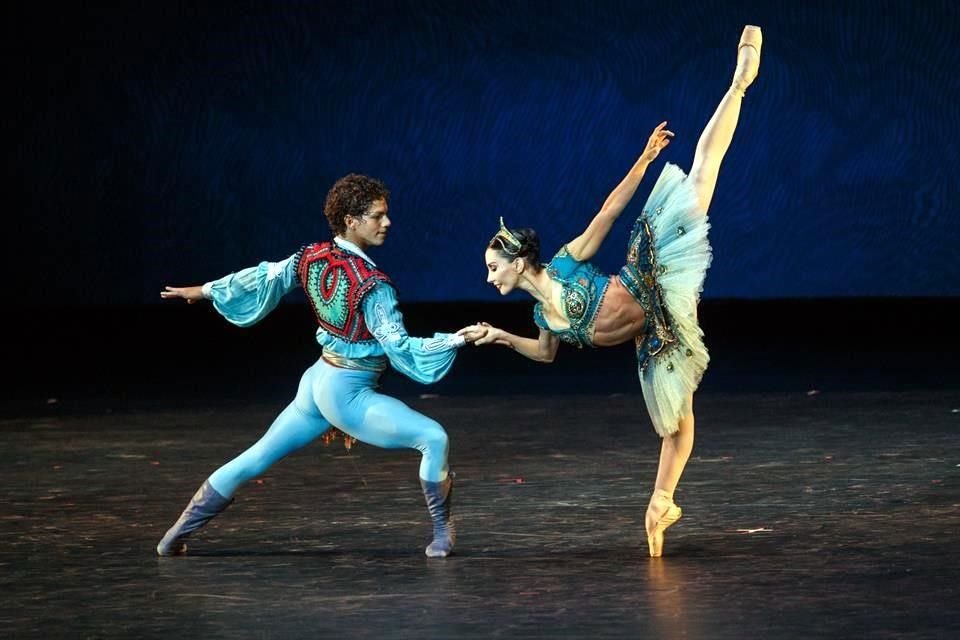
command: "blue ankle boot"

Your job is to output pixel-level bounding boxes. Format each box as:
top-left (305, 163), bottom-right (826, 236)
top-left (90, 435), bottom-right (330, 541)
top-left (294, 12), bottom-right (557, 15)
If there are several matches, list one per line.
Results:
top-left (420, 474), bottom-right (455, 558)
top-left (156, 480), bottom-right (233, 556)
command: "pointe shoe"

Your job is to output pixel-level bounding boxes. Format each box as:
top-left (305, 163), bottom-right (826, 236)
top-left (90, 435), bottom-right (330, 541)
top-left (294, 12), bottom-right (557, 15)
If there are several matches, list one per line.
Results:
top-left (645, 492), bottom-right (682, 558)
top-left (732, 25), bottom-right (762, 96)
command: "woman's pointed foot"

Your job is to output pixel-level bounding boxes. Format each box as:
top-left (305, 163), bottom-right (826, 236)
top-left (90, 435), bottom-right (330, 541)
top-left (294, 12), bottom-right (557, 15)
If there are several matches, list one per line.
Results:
top-left (645, 491), bottom-right (682, 558)
top-left (732, 25), bottom-right (762, 96)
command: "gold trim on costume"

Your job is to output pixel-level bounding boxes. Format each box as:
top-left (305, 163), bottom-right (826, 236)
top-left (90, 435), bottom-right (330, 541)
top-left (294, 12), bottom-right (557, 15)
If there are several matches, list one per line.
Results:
top-left (490, 216), bottom-right (523, 255)
top-left (321, 348), bottom-right (388, 373)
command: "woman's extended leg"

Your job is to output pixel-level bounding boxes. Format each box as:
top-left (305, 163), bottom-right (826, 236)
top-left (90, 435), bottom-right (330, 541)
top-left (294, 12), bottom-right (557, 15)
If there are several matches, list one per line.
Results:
top-left (688, 25), bottom-right (762, 213)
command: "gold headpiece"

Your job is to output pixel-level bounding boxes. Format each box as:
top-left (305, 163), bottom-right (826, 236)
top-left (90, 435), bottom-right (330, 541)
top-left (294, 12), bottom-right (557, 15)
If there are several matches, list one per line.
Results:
top-left (491, 216), bottom-right (523, 256)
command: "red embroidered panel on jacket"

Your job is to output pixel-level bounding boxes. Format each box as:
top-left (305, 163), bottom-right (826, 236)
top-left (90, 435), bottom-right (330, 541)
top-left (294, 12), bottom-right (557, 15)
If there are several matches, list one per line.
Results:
top-left (296, 242), bottom-right (391, 343)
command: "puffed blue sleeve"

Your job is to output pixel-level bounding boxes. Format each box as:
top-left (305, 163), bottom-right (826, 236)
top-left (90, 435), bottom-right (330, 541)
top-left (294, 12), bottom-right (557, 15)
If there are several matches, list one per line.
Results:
top-left (363, 283), bottom-right (465, 384)
top-left (203, 252), bottom-right (300, 327)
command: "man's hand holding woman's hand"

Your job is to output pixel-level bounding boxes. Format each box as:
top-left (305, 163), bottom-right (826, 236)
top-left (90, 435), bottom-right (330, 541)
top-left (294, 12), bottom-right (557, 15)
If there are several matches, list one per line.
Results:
top-left (457, 322), bottom-right (508, 346)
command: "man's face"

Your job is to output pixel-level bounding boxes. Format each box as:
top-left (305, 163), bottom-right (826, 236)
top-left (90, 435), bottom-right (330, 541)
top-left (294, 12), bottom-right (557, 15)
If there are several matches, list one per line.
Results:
top-left (347, 198), bottom-right (391, 248)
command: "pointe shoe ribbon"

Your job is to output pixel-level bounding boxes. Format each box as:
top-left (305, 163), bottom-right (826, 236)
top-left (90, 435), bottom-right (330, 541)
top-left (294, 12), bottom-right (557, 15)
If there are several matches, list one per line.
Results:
top-left (646, 491), bottom-right (683, 558)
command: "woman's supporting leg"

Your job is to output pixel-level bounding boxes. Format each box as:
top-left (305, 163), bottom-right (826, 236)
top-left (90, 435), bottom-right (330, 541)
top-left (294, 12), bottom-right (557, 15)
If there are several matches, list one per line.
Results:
top-left (645, 397), bottom-right (695, 557)
top-left (654, 404), bottom-right (696, 498)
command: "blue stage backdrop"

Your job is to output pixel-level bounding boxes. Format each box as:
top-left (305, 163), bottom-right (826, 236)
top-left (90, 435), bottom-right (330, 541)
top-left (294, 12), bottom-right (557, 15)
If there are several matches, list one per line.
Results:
top-left (12, 0), bottom-right (959, 303)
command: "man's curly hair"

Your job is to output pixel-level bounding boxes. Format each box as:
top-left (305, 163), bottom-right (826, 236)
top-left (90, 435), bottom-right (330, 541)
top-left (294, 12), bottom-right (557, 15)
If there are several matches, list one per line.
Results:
top-left (324, 174), bottom-right (390, 236)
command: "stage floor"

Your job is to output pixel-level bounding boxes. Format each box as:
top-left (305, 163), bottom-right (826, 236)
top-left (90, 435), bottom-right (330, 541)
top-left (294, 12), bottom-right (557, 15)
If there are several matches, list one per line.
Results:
top-left (3, 389), bottom-right (958, 638)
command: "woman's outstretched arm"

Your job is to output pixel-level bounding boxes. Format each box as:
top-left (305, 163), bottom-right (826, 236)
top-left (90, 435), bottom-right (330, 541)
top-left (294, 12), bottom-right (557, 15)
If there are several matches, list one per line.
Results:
top-left (566, 122), bottom-right (673, 262)
top-left (465, 324), bottom-right (559, 363)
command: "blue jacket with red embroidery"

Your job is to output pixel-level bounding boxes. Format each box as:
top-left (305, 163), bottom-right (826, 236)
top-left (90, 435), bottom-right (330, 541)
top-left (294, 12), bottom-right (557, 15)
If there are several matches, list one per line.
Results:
top-left (200, 237), bottom-right (463, 384)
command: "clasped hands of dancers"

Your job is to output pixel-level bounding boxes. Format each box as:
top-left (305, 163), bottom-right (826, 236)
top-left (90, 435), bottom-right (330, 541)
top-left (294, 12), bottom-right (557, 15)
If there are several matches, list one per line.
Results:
top-left (157, 26), bottom-right (761, 559)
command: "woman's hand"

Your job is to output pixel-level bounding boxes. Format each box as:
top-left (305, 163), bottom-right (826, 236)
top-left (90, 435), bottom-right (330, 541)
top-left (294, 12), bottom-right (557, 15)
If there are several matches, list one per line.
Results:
top-left (640, 121), bottom-right (674, 163)
top-left (471, 322), bottom-right (510, 347)
top-left (160, 285), bottom-right (205, 304)
top-left (457, 324), bottom-right (489, 344)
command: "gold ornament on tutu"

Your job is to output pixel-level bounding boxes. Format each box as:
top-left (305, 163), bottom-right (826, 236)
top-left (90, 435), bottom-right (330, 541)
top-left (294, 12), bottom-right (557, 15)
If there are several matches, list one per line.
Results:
top-left (491, 216), bottom-right (523, 256)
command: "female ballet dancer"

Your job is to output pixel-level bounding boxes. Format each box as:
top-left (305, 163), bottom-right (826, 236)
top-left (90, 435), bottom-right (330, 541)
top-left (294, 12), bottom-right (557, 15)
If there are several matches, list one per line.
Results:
top-left (472, 26), bottom-right (762, 557)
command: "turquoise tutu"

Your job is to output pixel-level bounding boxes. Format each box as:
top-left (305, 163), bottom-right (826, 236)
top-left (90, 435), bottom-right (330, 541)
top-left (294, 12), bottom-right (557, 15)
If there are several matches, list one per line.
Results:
top-left (618, 163), bottom-right (712, 437)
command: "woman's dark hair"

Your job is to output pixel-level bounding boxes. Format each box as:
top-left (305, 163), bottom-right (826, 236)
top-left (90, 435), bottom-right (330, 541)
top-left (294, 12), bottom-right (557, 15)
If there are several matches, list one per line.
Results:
top-left (489, 227), bottom-right (541, 266)
top-left (324, 174), bottom-right (390, 236)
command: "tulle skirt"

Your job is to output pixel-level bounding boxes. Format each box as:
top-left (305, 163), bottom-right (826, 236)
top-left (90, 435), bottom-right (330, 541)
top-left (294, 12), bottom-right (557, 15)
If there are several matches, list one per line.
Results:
top-left (617, 163), bottom-right (712, 437)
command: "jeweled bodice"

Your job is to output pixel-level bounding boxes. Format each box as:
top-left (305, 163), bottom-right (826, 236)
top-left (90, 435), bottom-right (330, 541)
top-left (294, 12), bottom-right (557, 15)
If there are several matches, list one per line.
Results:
top-left (532, 246), bottom-right (611, 348)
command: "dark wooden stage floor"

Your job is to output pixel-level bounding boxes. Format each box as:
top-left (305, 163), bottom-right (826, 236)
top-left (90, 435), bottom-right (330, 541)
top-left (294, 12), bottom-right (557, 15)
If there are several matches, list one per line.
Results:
top-left (3, 390), bottom-right (959, 638)
top-left (3, 300), bottom-right (959, 638)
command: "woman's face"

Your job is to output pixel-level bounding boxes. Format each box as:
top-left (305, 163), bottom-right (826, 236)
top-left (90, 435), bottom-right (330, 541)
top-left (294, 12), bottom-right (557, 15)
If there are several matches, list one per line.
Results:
top-left (485, 248), bottom-right (522, 295)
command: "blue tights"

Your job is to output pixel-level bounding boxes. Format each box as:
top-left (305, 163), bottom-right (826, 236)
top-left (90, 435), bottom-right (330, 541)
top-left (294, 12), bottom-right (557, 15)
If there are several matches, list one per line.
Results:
top-left (207, 359), bottom-right (450, 497)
